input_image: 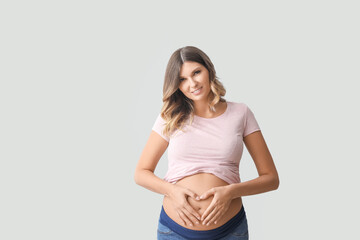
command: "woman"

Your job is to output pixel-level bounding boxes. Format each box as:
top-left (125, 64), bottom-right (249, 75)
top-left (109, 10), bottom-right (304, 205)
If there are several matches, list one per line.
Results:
top-left (134, 46), bottom-right (279, 240)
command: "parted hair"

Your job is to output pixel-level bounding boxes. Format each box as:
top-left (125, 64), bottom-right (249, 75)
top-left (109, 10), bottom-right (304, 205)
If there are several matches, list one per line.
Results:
top-left (159, 46), bottom-right (226, 138)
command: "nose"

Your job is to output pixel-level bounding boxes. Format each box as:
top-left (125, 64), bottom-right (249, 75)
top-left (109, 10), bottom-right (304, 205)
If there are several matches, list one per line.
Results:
top-left (188, 77), bottom-right (198, 87)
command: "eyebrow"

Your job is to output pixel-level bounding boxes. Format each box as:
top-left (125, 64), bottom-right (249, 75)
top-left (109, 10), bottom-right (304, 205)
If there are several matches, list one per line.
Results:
top-left (179, 67), bottom-right (201, 78)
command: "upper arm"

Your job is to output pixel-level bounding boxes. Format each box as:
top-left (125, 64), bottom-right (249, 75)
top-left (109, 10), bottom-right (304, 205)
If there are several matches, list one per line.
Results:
top-left (135, 130), bottom-right (169, 173)
top-left (243, 130), bottom-right (279, 183)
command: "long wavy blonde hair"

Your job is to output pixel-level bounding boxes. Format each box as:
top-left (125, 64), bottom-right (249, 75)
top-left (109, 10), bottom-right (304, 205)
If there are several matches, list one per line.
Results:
top-left (159, 46), bottom-right (227, 138)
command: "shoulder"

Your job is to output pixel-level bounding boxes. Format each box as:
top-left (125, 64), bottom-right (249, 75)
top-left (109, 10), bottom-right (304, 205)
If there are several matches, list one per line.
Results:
top-left (227, 101), bottom-right (248, 112)
top-left (156, 112), bottom-right (167, 122)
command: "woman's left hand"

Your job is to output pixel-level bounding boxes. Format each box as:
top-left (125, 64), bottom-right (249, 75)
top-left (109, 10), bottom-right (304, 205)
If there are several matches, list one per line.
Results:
top-left (199, 185), bottom-right (233, 226)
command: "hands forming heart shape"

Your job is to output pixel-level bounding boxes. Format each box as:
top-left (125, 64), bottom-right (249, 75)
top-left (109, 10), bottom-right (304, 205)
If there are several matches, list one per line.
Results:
top-left (168, 184), bottom-right (233, 227)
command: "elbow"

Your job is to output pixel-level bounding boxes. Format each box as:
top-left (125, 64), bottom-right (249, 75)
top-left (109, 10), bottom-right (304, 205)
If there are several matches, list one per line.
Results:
top-left (134, 168), bottom-right (149, 186)
top-left (134, 169), bottom-right (141, 186)
top-left (273, 175), bottom-right (280, 190)
top-left (262, 173), bottom-right (280, 190)
top-left (134, 173), bottom-right (138, 185)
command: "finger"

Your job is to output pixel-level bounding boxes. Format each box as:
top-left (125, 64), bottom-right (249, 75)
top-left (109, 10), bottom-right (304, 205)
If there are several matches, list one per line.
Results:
top-left (182, 207), bottom-right (200, 225)
top-left (176, 211), bottom-right (186, 226)
top-left (186, 189), bottom-right (200, 201)
top-left (203, 207), bottom-right (218, 225)
top-left (183, 202), bottom-right (201, 221)
top-left (208, 210), bottom-right (223, 226)
top-left (201, 203), bottom-right (215, 222)
top-left (200, 188), bottom-right (214, 200)
top-left (179, 209), bottom-right (194, 227)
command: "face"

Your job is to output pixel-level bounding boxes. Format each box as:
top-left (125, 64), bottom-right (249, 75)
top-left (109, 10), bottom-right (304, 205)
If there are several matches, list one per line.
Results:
top-left (178, 61), bottom-right (211, 102)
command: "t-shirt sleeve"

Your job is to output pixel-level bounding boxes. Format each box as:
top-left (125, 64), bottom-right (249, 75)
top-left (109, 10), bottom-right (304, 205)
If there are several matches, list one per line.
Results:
top-left (151, 113), bottom-right (170, 142)
top-left (243, 104), bottom-right (261, 137)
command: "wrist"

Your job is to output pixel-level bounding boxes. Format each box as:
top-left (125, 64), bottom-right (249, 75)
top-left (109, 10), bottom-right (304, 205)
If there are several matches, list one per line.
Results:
top-left (226, 184), bottom-right (239, 200)
top-left (164, 181), bottom-right (176, 197)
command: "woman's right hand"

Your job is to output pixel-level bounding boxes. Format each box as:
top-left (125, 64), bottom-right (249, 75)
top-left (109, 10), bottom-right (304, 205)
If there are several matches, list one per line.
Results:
top-left (167, 185), bottom-right (201, 227)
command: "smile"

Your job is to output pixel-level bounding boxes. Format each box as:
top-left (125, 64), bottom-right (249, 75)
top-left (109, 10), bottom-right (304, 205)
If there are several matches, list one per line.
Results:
top-left (192, 87), bottom-right (203, 95)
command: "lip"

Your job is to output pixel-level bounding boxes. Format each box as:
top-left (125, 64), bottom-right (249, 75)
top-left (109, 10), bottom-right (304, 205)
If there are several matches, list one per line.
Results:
top-left (192, 87), bottom-right (202, 93)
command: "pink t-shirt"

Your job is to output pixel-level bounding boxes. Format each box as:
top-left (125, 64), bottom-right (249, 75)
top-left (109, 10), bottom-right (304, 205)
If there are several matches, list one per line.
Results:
top-left (151, 101), bottom-right (261, 184)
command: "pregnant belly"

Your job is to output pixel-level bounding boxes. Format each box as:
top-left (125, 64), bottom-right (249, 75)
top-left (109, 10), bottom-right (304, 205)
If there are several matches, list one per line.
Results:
top-left (162, 172), bottom-right (243, 230)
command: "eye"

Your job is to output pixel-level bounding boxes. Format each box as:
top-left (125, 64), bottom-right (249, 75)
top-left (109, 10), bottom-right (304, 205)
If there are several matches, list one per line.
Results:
top-left (179, 70), bottom-right (200, 81)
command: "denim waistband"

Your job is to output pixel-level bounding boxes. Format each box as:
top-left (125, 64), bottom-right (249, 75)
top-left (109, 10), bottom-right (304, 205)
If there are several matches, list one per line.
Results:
top-left (159, 204), bottom-right (246, 240)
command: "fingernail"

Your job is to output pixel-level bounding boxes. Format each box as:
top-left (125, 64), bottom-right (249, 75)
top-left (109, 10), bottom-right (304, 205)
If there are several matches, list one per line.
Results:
top-left (202, 222), bottom-right (206, 225)
top-left (214, 221), bottom-right (217, 224)
top-left (206, 223), bottom-right (210, 226)
top-left (196, 196), bottom-right (200, 200)
top-left (189, 224), bottom-right (193, 227)
top-left (196, 221), bottom-right (199, 224)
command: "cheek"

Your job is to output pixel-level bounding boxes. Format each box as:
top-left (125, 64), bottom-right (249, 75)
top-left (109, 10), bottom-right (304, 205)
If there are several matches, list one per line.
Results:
top-left (179, 83), bottom-right (189, 91)
top-left (179, 86), bottom-right (185, 92)
top-left (178, 86), bottom-right (188, 96)
top-left (199, 75), bottom-right (209, 84)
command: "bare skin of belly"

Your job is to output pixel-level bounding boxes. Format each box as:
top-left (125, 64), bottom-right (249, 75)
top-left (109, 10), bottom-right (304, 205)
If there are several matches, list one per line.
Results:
top-left (163, 173), bottom-right (242, 230)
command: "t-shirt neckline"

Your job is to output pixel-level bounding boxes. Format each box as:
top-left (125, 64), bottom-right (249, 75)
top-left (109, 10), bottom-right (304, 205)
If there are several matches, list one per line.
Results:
top-left (194, 101), bottom-right (230, 120)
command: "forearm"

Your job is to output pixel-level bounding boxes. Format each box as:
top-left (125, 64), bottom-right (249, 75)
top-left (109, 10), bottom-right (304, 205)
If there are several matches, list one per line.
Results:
top-left (134, 169), bottom-right (174, 197)
top-left (228, 174), bottom-right (279, 199)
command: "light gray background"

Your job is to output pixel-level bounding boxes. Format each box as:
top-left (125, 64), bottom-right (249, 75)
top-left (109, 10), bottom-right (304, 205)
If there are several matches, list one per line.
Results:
top-left (1, 0), bottom-right (359, 239)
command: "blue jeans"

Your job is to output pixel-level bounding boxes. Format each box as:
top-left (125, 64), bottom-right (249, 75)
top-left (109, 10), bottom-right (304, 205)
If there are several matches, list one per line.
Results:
top-left (157, 214), bottom-right (249, 240)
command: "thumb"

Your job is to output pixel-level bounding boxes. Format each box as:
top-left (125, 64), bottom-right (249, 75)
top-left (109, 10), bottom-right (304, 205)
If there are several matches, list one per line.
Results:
top-left (199, 188), bottom-right (215, 200)
top-left (186, 189), bottom-right (200, 200)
